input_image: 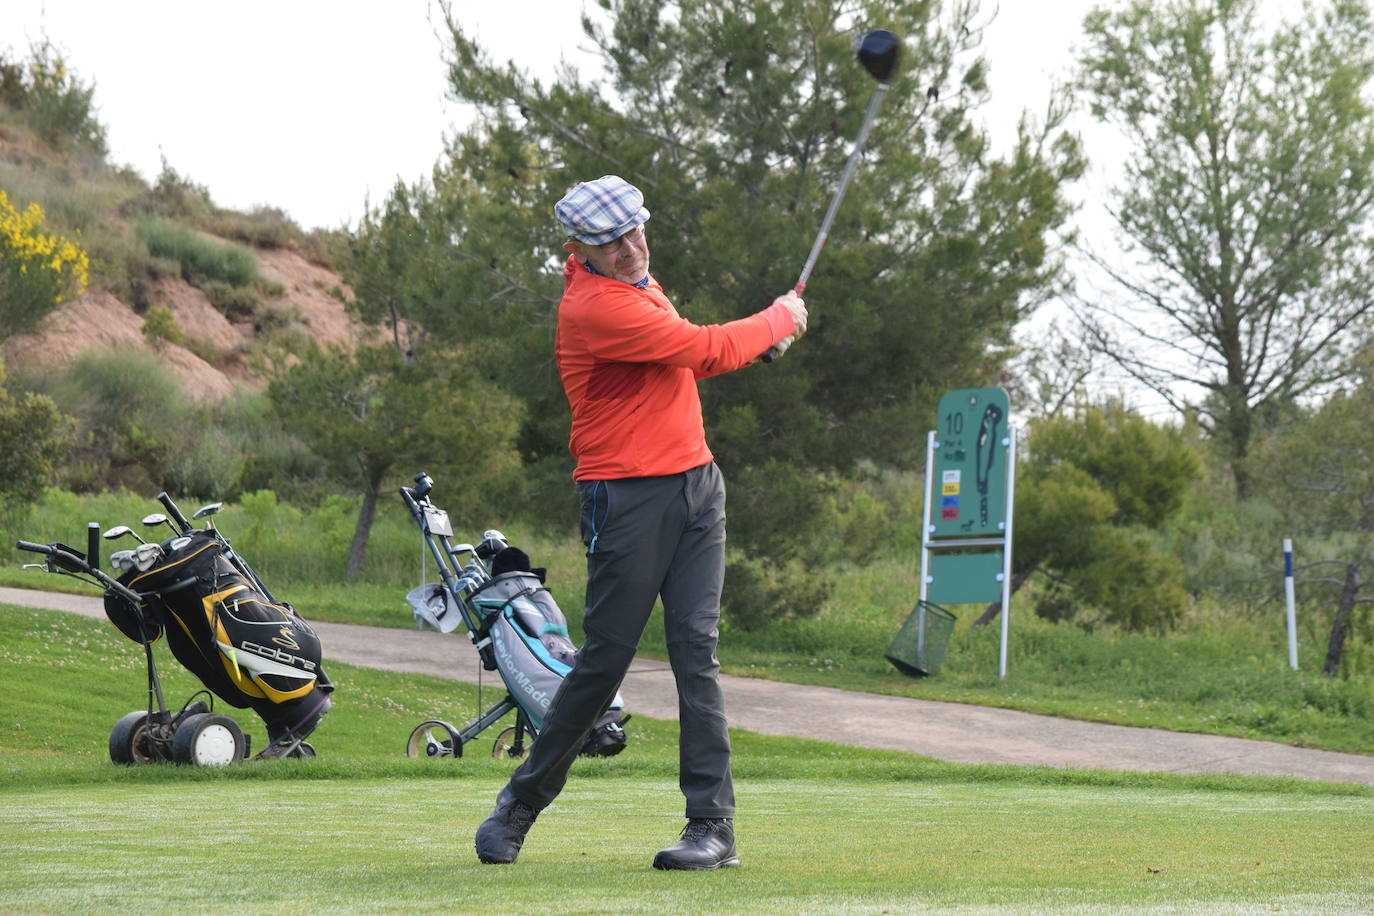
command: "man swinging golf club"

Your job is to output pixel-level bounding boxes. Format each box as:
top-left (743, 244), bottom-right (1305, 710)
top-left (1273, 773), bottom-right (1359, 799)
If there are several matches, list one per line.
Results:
top-left (473, 174), bottom-right (806, 869)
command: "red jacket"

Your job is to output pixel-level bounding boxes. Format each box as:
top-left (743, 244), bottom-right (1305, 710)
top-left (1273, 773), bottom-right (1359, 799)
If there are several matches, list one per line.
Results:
top-left (556, 256), bottom-right (796, 481)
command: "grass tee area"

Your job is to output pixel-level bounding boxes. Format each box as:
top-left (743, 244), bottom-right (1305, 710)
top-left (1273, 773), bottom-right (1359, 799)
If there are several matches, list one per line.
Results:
top-left (2, 606), bottom-right (1372, 913)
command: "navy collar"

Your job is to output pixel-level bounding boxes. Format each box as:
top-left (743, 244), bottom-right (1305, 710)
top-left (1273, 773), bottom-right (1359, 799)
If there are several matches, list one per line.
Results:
top-left (585, 259), bottom-right (649, 289)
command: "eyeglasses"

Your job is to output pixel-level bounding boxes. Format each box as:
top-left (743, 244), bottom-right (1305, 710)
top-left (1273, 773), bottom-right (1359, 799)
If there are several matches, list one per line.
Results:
top-left (596, 225), bottom-right (645, 257)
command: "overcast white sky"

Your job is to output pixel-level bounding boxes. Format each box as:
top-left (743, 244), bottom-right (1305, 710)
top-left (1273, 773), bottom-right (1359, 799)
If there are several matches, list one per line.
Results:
top-left (1, 0), bottom-right (1107, 232)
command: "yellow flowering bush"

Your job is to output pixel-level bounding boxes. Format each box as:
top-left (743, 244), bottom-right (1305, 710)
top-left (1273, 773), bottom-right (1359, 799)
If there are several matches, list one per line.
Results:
top-left (0, 190), bottom-right (91, 339)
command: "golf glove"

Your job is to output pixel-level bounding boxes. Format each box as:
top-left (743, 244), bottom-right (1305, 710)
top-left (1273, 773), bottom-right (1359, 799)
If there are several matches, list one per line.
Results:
top-left (775, 290), bottom-right (808, 337)
top-left (761, 290), bottom-right (806, 361)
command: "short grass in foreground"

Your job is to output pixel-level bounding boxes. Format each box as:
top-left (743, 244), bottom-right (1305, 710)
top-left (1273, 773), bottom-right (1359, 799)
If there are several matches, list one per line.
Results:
top-left (2, 604), bottom-right (1373, 913)
top-left (1, 777), bottom-right (1371, 914)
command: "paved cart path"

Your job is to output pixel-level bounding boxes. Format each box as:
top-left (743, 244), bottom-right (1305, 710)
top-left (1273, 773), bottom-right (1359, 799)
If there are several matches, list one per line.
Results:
top-left (4, 585), bottom-right (1372, 787)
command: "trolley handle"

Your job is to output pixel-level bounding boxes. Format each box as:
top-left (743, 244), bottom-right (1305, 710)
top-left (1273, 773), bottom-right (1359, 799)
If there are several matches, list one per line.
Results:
top-left (16, 540), bottom-right (87, 574)
top-left (16, 538), bottom-right (142, 605)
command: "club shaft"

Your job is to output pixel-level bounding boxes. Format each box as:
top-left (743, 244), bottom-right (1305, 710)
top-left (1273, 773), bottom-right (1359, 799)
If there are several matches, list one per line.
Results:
top-left (795, 84), bottom-right (889, 292)
top-left (762, 83), bottom-right (889, 363)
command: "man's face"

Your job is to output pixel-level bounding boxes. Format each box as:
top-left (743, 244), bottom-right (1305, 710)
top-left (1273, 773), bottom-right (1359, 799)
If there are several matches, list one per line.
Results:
top-left (569, 225), bottom-right (649, 285)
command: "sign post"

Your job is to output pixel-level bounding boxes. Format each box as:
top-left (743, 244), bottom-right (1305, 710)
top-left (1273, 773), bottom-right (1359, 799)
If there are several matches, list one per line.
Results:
top-left (1284, 539), bottom-right (1298, 670)
top-left (920, 388), bottom-right (1016, 677)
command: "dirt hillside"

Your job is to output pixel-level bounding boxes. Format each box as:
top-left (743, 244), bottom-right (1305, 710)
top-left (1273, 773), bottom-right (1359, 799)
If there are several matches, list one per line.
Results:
top-left (2, 243), bottom-right (360, 403)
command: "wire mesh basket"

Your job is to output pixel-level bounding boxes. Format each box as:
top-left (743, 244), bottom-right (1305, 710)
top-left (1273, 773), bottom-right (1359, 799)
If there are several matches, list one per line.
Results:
top-left (884, 601), bottom-right (956, 677)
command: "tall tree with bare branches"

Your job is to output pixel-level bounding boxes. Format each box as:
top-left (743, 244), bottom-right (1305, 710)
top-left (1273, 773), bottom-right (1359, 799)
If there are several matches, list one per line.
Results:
top-left (1075, 0), bottom-right (1374, 496)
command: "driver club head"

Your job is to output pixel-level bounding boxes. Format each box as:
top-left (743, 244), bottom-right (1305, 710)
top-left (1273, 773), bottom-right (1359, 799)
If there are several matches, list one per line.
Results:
top-left (192, 502), bottom-right (223, 521)
top-left (103, 525), bottom-right (146, 545)
top-left (855, 29), bottom-right (901, 83)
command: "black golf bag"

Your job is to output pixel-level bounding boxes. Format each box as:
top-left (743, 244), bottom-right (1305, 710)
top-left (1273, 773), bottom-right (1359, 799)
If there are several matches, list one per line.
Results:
top-left (103, 527), bottom-right (333, 750)
top-left (17, 493), bottom-right (331, 765)
top-left (399, 472), bottom-right (628, 760)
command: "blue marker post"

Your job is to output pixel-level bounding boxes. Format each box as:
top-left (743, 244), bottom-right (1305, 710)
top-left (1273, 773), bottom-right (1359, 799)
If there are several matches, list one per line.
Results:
top-left (1283, 539), bottom-right (1298, 670)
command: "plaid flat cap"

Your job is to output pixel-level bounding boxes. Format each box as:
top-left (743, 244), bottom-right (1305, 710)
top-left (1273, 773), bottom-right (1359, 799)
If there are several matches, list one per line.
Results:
top-left (554, 175), bottom-right (650, 245)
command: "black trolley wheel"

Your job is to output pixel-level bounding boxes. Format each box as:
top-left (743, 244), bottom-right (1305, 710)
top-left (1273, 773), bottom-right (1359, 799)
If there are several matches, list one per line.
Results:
top-left (109, 711), bottom-right (162, 765)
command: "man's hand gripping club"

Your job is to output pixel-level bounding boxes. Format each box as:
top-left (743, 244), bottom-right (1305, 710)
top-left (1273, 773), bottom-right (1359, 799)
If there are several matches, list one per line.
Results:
top-left (766, 290), bottom-right (808, 361)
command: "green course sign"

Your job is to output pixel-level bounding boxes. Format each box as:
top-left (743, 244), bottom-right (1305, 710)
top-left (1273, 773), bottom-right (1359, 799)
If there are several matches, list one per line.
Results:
top-left (931, 387), bottom-right (1010, 539)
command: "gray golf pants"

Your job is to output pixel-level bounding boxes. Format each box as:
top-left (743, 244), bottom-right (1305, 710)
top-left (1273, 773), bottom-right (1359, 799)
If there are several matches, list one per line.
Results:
top-left (507, 462), bottom-right (734, 818)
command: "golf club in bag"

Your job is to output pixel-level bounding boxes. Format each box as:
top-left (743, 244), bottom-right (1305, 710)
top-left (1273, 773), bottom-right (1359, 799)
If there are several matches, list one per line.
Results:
top-left (17, 492), bottom-right (333, 765)
top-left (762, 28), bottom-right (902, 362)
top-left (398, 472), bottom-right (629, 761)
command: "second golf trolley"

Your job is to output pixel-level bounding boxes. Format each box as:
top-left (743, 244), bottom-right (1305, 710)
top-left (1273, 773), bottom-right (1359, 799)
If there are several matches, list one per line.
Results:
top-left (16, 492), bottom-right (332, 766)
top-left (398, 472), bottom-right (629, 761)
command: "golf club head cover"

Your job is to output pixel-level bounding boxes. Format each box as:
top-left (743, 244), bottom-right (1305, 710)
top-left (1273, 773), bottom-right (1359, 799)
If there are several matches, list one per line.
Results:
top-left (490, 546), bottom-right (546, 583)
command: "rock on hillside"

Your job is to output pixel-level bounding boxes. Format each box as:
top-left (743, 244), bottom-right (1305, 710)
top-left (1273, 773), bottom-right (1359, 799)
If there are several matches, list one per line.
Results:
top-left (3, 243), bottom-right (360, 404)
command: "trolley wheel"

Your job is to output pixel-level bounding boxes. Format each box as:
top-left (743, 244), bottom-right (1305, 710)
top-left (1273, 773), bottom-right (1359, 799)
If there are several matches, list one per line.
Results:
top-left (171, 713), bottom-right (246, 766)
top-left (492, 725), bottom-right (530, 760)
top-left (406, 720), bottom-right (462, 759)
top-left (109, 711), bottom-right (160, 765)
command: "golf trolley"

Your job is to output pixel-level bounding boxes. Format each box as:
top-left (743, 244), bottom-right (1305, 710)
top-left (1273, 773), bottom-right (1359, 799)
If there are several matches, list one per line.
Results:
top-left (398, 472), bottom-right (628, 762)
top-left (16, 492), bottom-right (332, 766)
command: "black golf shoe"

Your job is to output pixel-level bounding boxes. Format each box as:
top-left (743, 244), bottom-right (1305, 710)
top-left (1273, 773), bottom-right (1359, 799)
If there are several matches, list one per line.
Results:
top-left (475, 786), bottom-right (539, 864)
top-left (652, 818), bottom-right (739, 870)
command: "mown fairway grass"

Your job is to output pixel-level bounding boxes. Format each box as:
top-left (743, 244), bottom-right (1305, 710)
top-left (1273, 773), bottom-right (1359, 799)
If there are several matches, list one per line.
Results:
top-left (2, 604), bottom-right (1373, 914)
top-left (4, 777), bottom-right (1372, 915)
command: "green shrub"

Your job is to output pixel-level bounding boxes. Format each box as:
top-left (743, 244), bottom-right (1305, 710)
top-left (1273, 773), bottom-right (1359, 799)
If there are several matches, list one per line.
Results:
top-left (132, 159), bottom-right (216, 223)
top-left (208, 205), bottom-right (300, 249)
top-left (0, 40), bottom-right (106, 153)
top-left (0, 361), bottom-right (73, 514)
top-left (41, 349), bottom-right (193, 494)
top-left (200, 390), bottom-right (311, 496)
top-left (251, 301), bottom-right (305, 335)
top-left (79, 225), bottom-right (154, 306)
top-left (727, 459), bottom-right (834, 559)
top-left (199, 280), bottom-right (261, 319)
top-left (723, 554), bottom-right (833, 632)
top-left (155, 414), bottom-right (243, 499)
top-left (821, 475), bottom-right (899, 563)
top-left (139, 305), bottom-right (185, 346)
top-left (136, 218), bottom-right (260, 288)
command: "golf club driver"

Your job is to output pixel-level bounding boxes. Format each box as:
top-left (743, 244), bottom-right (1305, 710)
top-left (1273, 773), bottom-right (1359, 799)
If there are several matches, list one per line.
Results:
top-left (762, 28), bottom-right (901, 362)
